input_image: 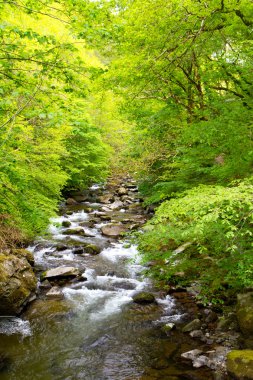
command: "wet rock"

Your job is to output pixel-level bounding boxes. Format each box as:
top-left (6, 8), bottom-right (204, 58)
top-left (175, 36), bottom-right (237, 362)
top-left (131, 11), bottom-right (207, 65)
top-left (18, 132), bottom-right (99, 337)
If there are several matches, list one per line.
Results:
top-left (62, 220), bottom-right (71, 228)
top-left (25, 299), bottom-right (71, 320)
top-left (100, 215), bottom-right (112, 221)
top-left (56, 244), bottom-right (69, 251)
top-left (46, 286), bottom-right (64, 300)
top-left (101, 224), bottom-right (126, 237)
top-left (83, 244), bottom-right (101, 255)
top-left (0, 252), bottom-right (37, 315)
top-left (11, 248), bottom-right (35, 267)
top-left (190, 330), bottom-right (204, 339)
top-left (106, 271), bottom-right (115, 277)
top-left (72, 247), bottom-right (84, 255)
top-left (82, 335), bottom-right (112, 352)
top-left (182, 319), bottom-right (202, 333)
top-left (236, 292), bottom-right (253, 335)
top-left (63, 227), bottom-right (94, 237)
top-left (227, 350), bottom-right (253, 379)
top-left (181, 349), bottom-right (203, 361)
top-left (71, 195), bottom-right (87, 203)
top-left (66, 198), bottom-right (77, 205)
top-left (133, 292), bottom-right (156, 304)
top-left (39, 279), bottom-right (52, 289)
top-left (161, 323), bottom-right (176, 333)
top-left (42, 266), bottom-right (80, 281)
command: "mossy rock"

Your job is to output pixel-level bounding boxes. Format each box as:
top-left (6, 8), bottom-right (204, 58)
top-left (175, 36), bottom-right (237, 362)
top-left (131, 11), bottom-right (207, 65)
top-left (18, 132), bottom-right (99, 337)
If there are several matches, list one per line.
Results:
top-left (133, 292), bottom-right (156, 304)
top-left (227, 350), bottom-right (253, 379)
top-left (0, 252), bottom-right (37, 315)
top-left (83, 244), bottom-right (101, 255)
top-left (236, 293), bottom-right (253, 335)
top-left (62, 220), bottom-right (71, 228)
top-left (11, 248), bottom-right (34, 266)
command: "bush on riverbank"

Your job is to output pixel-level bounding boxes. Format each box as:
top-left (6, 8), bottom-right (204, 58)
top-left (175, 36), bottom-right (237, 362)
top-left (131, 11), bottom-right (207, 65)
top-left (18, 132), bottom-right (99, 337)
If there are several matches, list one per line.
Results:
top-left (138, 180), bottom-right (253, 304)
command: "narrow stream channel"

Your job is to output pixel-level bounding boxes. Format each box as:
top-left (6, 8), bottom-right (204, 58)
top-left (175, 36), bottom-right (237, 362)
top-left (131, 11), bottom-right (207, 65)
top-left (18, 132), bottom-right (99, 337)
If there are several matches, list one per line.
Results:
top-left (0, 180), bottom-right (214, 380)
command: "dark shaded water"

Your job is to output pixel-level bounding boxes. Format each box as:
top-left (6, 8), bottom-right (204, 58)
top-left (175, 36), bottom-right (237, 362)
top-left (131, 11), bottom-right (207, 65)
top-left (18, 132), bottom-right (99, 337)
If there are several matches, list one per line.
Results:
top-left (0, 184), bottom-right (214, 380)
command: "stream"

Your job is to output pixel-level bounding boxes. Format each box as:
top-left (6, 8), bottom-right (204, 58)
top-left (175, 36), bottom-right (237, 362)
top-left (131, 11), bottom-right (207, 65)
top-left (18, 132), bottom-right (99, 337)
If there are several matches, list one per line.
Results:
top-left (0, 179), bottom-right (214, 380)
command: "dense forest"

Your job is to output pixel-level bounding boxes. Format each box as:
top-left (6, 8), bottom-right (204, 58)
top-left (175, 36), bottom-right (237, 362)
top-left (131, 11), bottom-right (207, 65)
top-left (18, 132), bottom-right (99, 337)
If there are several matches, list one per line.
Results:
top-left (0, 0), bottom-right (252, 306)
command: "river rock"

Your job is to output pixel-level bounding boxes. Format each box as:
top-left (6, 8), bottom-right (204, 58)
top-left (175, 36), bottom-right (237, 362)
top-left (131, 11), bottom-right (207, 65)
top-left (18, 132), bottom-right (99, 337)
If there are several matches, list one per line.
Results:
top-left (133, 292), bottom-right (156, 304)
top-left (227, 350), bottom-right (253, 379)
top-left (99, 194), bottom-right (114, 204)
top-left (56, 244), bottom-right (69, 251)
top-left (0, 252), bottom-right (37, 315)
top-left (11, 248), bottom-right (35, 267)
top-left (42, 266), bottom-right (80, 280)
top-left (101, 224), bottom-right (126, 237)
top-left (71, 194), bottom-right (88, 203)
top-left (25, 299), bottom-right (71, 320)
top-left (63, 227), bottom-right (94, 237)
top-left (118, 187), bottom-right (128, 196)
top-left (161, 323), bottom-right (176, 333)
top-left (181, 349), bottom-right (203, 361)
top-left (83, 244), bottom-right (101, 255)
top-left (46, 286), bottom-right (64, 300)
top-left (66, 198), bottom-right (77, 205)
top-left (236, 292), bottom-right (253, 335)
top-left (182, 318), bottom-right (202, 333)
top-left (39, 279), bottom-right (52, 289)
top-left (108, 201), bottom-right (124, 210)
top-left (62, 220), bottom-right (71, 228)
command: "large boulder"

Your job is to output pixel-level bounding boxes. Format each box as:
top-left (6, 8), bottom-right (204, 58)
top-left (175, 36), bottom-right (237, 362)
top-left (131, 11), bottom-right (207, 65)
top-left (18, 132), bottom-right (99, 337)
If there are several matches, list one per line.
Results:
top-left (42, 266), bottom-right (80, 281)
top-left (101, 224), bottom-right (126, 237)
top-left (227, 350), bottom-right (253, 379)
top-left (0, 252), bottom-right (37, 315)
top-left (236, 292), bottom-right (253, 335)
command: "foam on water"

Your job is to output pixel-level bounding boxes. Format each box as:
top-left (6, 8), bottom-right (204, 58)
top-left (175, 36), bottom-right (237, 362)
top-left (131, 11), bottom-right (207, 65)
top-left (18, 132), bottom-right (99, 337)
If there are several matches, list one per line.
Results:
top-left (0, 318), bottom-right (32, 337)
top-left (100, 243), bottom-right (138, 263)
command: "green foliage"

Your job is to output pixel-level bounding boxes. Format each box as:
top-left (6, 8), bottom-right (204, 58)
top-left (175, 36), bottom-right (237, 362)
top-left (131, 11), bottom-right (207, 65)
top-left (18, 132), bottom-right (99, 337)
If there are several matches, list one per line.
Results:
top-left (0, 1), bottom-right (113, 245)
top-left (138, 181), bottom-right (253, 303)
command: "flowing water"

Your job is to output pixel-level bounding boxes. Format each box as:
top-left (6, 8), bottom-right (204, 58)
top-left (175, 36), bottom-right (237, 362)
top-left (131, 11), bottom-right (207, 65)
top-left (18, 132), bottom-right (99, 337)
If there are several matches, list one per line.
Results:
top-left (0, 183), bottom-right (214, 380)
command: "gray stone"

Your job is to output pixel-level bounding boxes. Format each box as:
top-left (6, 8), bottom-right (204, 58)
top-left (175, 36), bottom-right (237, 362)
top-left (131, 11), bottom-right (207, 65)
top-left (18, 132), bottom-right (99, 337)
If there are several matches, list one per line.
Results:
top-left (66, 198), bottom-right (77, 205)
top-left (39, 279), bottom-right (52, 289)
top-left (181, 349), bottom-right (203, 361)
top-left (182, 318), bottom-right (202, 333)
top-left (42, 266), bottom-right (80, 280)
top-left (190, 330), bottom-right (204, 339)
top-left (46, 286), bottom-right (64, 300)
top-left (101, 224), bottom-right (126, 237)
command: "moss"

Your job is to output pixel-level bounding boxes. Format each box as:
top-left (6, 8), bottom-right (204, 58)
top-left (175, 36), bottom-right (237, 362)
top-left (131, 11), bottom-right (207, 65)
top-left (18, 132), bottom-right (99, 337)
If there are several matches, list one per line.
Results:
top-left (227, 350), bottom-right (253, 380)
